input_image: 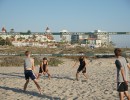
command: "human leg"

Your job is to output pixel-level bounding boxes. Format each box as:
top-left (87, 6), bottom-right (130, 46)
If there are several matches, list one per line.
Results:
top-left (124, 91), bottom-right (130, 100)
top-left (33, 79), bottom-right (42, 94)
top-left (37, 67), bottom-right (43, 79)
top-left (37, 73), bottom-right (42, 79)
top-left (122, 82), bottom-right (130, 100)
top-left (119, 92), bottom-right (124, 100)
top-left (117, 82), bottom-right (128, 100)
top-left (76, 72), bottom-right (79, 81)
top-left (76, 66), bottom-right (82, 81)
top-left (28, 71), bottom-right (42, 94)
top-left (83, 73), bottom-right (88, 79)
top-left (24, 70), bottom-right (30, 91)
top-left (82, 67), bottom-right (87, 79)
top-left (46, 70), bottom-right (51, 79)
top-left (23, 70), bottom-right (42, 94)
top-left (23, 79), bottom-right (29, 91)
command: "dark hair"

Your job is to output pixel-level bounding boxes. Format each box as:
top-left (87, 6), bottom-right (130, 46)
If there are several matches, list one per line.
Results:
top-left (25, 51), bottom-right (30, 56)
top-left (114, 48), bottom-right (122, 57)
top-left (79, 56), bottom-right (84, 61)
top-left (43, 57), bottom-right (47, 60)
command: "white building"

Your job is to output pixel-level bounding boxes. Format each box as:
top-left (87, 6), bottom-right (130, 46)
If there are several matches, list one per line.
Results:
top-left (60, 29), bottom-right (71, 42)
top-left (79, 34), bottom-right (89, 40)
top-left (94, 30), bottom-right (110, 47)
top-left (0, 34), bottom-right (55, 47)
top-left (95, 39), bottom-right (102, 47)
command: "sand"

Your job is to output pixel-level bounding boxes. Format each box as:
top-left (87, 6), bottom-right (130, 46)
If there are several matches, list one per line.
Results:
top-left (0, 58), bottom-right (129, 100)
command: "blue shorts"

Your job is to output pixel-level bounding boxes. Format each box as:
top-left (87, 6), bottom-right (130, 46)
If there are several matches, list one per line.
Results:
top-left (24, 70), bottom-right (36, 80)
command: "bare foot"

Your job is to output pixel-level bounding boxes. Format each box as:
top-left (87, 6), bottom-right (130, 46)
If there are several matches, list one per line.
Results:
top-left (76, 78), bottom-right (79, 81)
top-left (39, 89), bottom-right (44, 94)
top-left (48, 75), bottom-right (51, 80)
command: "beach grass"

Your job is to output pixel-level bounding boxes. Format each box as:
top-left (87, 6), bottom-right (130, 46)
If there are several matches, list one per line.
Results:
top-left (0, 56), bottom-right (64, 67)
top-left (1, 46), bottom-right (130, 67)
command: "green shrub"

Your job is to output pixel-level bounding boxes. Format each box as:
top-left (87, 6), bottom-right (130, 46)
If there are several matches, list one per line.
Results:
top-left (0, 56), bottom-right (64, 67)
top-left (0, 56), bottom-right (23, 67)
top-left (33, 57), bottom-right (41, 66)
top-left (48, 57), bottom-right (64, 66)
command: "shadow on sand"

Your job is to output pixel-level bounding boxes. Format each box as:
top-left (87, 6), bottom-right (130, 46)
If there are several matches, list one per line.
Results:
top-left (0, 86), bottom-right (61, 100)
top-left (0, 72), bottom-right (24, 78)
top-left (52, 76), bottom-right (75, 81)
top-left (40, 75), bottom-right (75, 81)
top-left (0, 72), bottom-right (75, 81)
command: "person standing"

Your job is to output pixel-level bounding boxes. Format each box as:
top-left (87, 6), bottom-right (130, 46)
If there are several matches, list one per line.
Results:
top-left (73, 56), bottom-right (88, 81)
top-left (23, 51), bottom-right (41, 94)
top-left (114, 48), bottom-right (130, 100)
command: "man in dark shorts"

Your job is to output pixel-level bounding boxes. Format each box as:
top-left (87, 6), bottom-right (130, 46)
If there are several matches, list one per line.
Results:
top-left (114, 48), bottom-right (130, 100)
top-left (23, 51), bottom-right (42, 94)
top-left (73, 56), bottom-right (88, 81)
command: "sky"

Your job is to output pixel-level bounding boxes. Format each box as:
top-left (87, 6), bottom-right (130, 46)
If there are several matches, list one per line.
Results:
top-left (0, 0), bottom-right (130, 32)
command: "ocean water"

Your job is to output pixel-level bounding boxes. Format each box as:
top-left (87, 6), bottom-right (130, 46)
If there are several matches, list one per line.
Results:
top-left (49, 34), bottom-right (130, 48)
top-left (110, 34), bottom-right (130, 48)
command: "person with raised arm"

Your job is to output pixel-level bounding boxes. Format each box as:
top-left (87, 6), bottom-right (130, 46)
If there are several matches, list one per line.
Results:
top-left (73, 56), bottom-right (88, 81)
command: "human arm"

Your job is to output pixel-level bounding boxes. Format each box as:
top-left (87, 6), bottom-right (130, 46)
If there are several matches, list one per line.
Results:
top-left (40, 62), bottom-right (44, 72)
top-left (45, 61), bottom-right (48, 72)
top-left (23, 59), bottom-right (26, 71)
top-left (116, 60), bottom-right (128, 84)
top-left (72, 61), bottom-right (77, 67)
top-left (120, 68), bottom-right (128, 84)
top-left (84, 58), bottom-right (89, 67)
top-left (127, 63), bottom-right (130, 70)
top-left (31, 58), bottom-right (35, 71)
top-left (126, 58), bottom-right (130, 70)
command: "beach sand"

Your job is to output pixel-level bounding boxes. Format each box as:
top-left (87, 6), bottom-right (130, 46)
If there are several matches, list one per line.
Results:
top-left (0, 58), bottom-right (129, 100)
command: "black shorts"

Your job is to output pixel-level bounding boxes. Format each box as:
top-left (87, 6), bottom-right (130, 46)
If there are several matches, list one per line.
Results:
top-left (24, 70), bottom-right (36, 80)
top-left (77, 66), bottom-right (86, 73)
top-left (117, 82), bottom-right (128, 92)
top-left (39, 66), bottom-right (46, 73)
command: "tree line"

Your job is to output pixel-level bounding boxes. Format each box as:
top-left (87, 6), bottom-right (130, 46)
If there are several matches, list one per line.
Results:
top-left (0, 37), bottom-right (12, 46)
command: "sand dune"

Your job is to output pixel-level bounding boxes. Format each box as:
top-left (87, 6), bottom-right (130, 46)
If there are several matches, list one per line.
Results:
top-left (0, 58), bottom-right (129, 100)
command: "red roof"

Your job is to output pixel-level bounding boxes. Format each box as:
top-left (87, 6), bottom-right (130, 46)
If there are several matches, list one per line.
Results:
top-left (2, 27), bottom-right (6, 32)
